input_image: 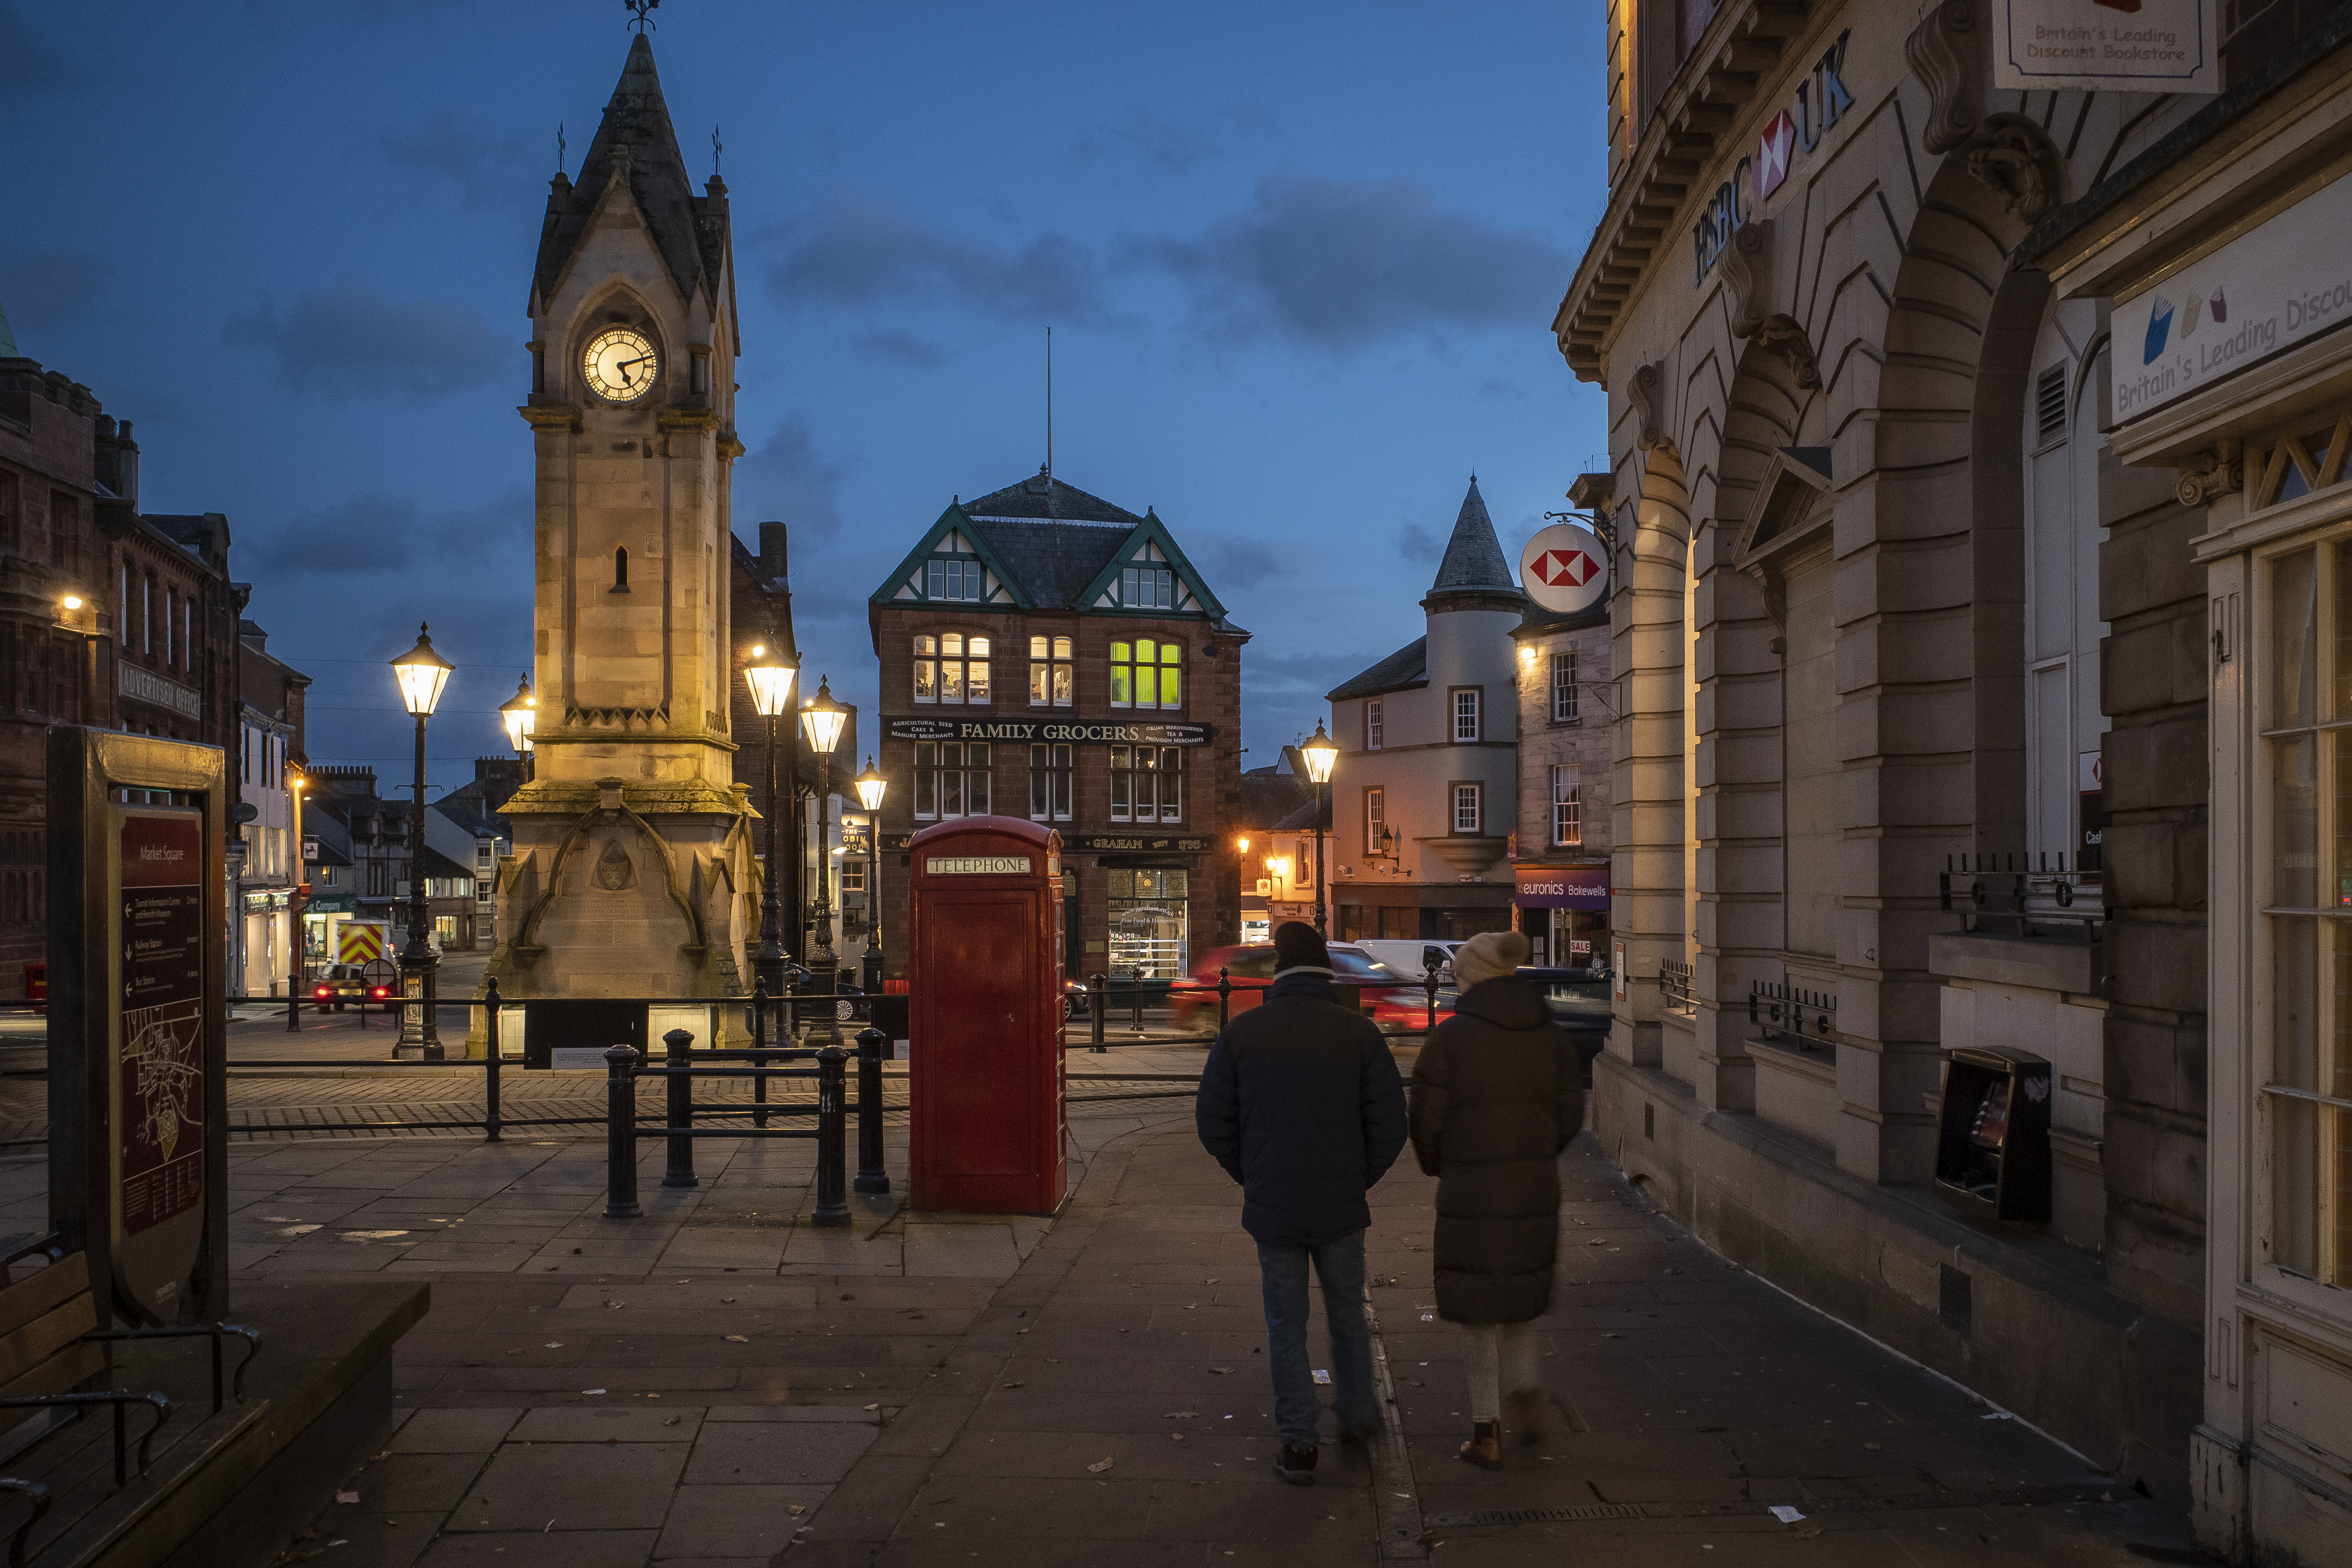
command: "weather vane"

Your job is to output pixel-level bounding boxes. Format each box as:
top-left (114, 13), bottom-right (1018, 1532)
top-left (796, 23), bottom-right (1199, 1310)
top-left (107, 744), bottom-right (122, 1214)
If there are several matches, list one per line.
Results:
top-left (712, 125), bottom-right (723, 177)
top-left (557, 122), bottom-right (567, 175)
top-left (626, 0), bottom-right (659, 33)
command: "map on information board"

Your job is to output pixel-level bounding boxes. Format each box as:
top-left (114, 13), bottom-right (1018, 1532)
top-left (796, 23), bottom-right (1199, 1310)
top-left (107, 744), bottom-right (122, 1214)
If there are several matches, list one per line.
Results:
top-left (119, 813), bottom-right (204, 1237)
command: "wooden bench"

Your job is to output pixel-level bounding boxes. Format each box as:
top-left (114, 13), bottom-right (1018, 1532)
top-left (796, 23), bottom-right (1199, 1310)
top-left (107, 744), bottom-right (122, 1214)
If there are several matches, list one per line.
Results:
top-left (0, 1243), bottom-right (257, 1568)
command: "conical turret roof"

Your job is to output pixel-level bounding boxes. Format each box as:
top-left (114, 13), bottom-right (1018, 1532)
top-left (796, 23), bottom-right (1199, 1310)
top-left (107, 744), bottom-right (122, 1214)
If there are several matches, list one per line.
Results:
top-left (1428, 477), bottom-right (1517, 594)
top-left (532, 34), bottom-right (723, 312)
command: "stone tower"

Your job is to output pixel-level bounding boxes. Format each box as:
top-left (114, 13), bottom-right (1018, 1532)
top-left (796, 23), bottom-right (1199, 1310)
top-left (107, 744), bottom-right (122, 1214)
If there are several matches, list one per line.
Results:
top-left (484, 35), bottom-right (757, 1030)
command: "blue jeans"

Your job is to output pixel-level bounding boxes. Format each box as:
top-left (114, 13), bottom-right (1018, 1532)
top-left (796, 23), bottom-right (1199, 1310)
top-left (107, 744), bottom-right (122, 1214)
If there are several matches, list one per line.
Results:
top-left (1255, 1229), bottom-right (1378, 1447)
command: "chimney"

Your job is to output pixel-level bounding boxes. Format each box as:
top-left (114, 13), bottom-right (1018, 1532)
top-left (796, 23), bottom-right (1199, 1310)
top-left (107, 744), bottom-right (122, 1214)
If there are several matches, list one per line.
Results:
top-left (760, 520), bottom-right (787, 582)
top-left (93, 417), bottom-right (139, 507)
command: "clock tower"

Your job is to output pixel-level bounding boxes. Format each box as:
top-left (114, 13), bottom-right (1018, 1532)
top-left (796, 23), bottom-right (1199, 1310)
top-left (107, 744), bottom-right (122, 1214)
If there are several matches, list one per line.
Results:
top-left (485, 34), bottom-right (758, 1029)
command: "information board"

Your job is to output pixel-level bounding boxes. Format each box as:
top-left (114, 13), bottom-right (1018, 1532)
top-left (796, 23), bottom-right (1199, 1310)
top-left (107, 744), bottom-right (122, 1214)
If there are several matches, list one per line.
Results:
top-left (115, 810), bottom-right (207, 1314)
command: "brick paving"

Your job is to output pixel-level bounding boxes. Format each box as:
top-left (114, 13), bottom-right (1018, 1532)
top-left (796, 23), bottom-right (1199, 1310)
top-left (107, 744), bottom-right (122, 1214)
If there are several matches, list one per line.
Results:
top-left (0, 1045), bottom-right (2211, 1566)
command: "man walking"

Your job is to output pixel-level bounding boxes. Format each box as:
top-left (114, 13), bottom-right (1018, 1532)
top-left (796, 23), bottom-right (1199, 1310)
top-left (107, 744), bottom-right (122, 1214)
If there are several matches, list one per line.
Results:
top-left (1197, 921), bottom-right (1408, 1485)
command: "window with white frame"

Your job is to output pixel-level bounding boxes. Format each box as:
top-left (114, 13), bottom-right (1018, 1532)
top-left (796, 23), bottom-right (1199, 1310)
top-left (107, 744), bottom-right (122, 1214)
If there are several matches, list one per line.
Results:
top-left (1550, 765), bottom-right (1580, 846)
top-left (1364, 786), bottom-right (1385, 855)
top-left (1029, 635), bottom-right (1073, 707)
top-left (1120, 565), bottom-right (1174, 608)
top-left (1367, 699), bottom-right (1383, 750)
top-left (1452, 688), bottom-right (1481, 742)
top-left (927, 557), bottom-right (985, 601)
top-left (912, 632), bottom-right (991, 705)
top-left (1111, 638), bottom-right (1182, 709)
top-left (1551, 651), bottom-right (1578, 722)
top-left (1029, 742), bottom-right (1072, 821)
top-left (2261, 540), bottom-right (2352, 1287)
top-left (912, 741), bottom-right (991, 820)
top-left (1452, 783), bottom-right (1481, 833)
top-left (1110, 745), bottom-right (1182, 823)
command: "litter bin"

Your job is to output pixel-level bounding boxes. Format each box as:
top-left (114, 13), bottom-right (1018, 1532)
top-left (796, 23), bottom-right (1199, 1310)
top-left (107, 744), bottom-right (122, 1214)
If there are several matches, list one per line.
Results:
top-left (23, 963), bottom-right (44, 1016)
top-left (1933, 1045), bottom-right (2052, 1222)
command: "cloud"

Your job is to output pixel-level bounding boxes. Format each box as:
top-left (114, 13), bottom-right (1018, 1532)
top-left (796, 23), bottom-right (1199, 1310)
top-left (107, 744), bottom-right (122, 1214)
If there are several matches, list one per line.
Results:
top-left (1068, 109), bottom-right (1226, 177)
top-left (0, 248), bottom-right (112, 333)
top-left (223, 279), bottom-right (505, 401)
top-left (1240, 646), bottom-right (1394, 701)
top-left (735, 417), bottom-right (844, 543)
top-left (381, 111), bottom-right (535, 211)
top-left (0, 4), bottom-right (78, 97)
top-left (240, 487), bottom-right (530, 580)
top-left (855, 329), bottom-right (949, 369)
top-left (764, 191), bottom-right (1105, 324)
top-left (1123, 175), bottom-right (1571, 351)
top-left (1395, 523), bottom-right (1439, 561)
top-left (1189, 531), bottom-right (1279, 585)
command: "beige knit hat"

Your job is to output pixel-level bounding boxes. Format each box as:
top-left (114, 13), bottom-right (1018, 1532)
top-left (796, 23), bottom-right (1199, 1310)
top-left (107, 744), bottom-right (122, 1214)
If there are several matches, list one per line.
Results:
top-left (1451, 930), bottom-right (1531, 990)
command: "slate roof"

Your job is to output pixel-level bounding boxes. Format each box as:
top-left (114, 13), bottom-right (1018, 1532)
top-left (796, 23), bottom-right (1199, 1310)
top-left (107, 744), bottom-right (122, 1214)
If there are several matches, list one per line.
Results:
top-left (954, 471), bottom-right (1157, 614)
top-left (532, 35), bottom-right (723, 311)
top-left (1237, 768), bottom-right (1312, 829)
top-left (1327, 637), bottom-right (1428, 701)
top-left (1272, 794), bottom-right (1333, 832)
top-left (961, 471), bottom-right (1144, 527)
top-left (1513, 602), bottom-right (1610, 638)
top-left (1429, 477), bottom-right (1519, 594)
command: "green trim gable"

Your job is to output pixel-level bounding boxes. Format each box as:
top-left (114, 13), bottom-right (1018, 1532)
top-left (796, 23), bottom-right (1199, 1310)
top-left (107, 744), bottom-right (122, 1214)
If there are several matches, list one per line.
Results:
top-left (1070, 509), bottom-right (1228, 619)
top-left (868, 502), bottom-right (1034, 610)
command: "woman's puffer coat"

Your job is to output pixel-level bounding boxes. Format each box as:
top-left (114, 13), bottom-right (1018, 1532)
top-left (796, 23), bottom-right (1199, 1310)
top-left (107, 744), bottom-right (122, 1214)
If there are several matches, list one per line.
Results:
top-left (1408, 975), bottom-right (1585, 1325)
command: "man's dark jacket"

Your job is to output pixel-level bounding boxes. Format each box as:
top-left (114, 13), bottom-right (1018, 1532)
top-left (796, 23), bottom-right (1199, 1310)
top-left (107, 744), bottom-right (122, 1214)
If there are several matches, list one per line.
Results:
top-left (1195, 972), bottom-right (1408, 1245)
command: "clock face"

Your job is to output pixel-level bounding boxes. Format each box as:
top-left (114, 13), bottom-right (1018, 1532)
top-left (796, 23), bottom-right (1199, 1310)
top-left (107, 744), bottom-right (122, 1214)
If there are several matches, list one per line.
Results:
top-left (582, 328), bottom-right (659, 404)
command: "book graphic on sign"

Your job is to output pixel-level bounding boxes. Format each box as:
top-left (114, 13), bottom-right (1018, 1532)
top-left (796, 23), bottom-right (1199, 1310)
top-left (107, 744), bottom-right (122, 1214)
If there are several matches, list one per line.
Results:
top-left (2182, 293), bottom-right (2203, 338)
top-left (2143, 294), bottom-right (2175, 363)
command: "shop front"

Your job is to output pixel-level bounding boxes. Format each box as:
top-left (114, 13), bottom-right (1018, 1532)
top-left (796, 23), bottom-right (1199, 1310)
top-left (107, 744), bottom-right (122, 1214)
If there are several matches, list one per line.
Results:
top-left (1511, 864), bottom-right (1610, 969)
top-left (238, 888), bottom-right (293, 998)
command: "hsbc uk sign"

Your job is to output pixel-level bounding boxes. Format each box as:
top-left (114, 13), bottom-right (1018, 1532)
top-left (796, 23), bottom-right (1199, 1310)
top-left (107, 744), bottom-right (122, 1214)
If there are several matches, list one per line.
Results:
top-left (1520, 523), bottom-right (1609, 615)
top-left (1693, 30), bottom-right (1854, 285)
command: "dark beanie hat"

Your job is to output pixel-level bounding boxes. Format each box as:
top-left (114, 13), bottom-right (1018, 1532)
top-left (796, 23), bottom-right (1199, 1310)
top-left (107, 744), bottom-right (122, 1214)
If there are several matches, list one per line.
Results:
top-left (1272, 921), bottom-right (1330, 974)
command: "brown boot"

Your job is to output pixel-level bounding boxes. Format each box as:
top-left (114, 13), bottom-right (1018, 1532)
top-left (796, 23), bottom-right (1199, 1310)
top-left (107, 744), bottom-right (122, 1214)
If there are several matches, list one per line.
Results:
top-left (1457, 1419), bottom-right (1503, 1470)
top-left (1507, 1387), bottom-right (1548, 1444)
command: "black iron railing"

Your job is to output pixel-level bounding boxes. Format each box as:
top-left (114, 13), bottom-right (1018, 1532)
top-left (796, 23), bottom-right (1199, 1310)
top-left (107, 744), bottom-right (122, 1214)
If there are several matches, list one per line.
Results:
top-left (1938, 853), bottom-right (2104, 940)
top-left (1660, 959), bottom-right (1696, 1015)
top-left (1751, 979), bottom-right (1836, 1052)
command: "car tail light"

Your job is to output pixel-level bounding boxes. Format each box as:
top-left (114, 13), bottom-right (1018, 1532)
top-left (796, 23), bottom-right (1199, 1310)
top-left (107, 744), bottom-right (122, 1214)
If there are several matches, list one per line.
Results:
top-left (313, 986), bottom-right (331, 1000)
top-left (370, 987), bottom-right (390, 1000)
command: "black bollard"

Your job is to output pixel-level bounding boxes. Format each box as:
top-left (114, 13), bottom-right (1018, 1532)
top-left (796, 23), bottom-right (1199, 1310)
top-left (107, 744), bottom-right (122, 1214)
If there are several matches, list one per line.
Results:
top-left (813, 1043), bottom-right (851, 1227)
top-left (1130, 964), bottom-right (1146, 1035)
top-left (1217, 966), bottom-right (1231, 1030)
top-left (604, 1044), bottom-right (642, 1219)
top-left (483, 977), bottom-right (504, 1143)
top-left (1424, 963), bottom-right (1439, 1032)
top-left (1090, 972), bottom-right (1106, 1053)
top-left (662, 1028), bottom-right (698, 1189)
top-left (854, 1025), bottom-right (889, 1195)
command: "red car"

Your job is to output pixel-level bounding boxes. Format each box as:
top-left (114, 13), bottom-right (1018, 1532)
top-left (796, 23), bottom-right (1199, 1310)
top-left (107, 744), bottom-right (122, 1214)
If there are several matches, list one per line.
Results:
top-left (1168, 943), bottom-right (1447, 1030)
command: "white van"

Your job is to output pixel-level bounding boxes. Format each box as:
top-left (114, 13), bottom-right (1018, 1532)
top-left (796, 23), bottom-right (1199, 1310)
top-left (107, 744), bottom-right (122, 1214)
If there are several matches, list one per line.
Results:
top-left (1355, 939), bottom-right (1460, 985)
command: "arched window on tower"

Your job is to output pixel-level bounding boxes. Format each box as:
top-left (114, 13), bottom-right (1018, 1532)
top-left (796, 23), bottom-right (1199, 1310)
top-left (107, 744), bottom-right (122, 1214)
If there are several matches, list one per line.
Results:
top-left (613, 546), bottom-right (630, 592)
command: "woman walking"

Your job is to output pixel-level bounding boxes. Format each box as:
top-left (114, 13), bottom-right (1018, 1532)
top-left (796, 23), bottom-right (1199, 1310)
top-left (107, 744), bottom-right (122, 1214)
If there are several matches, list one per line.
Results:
top-left (1408, 929), bottom-right (1585, 1469)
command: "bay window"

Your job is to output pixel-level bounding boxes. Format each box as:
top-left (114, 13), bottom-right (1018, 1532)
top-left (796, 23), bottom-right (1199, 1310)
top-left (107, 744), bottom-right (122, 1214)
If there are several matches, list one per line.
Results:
top-left (1111, 638), bottom-right (1183, 710)
top-left (913, 632), bottom-right (991, 705)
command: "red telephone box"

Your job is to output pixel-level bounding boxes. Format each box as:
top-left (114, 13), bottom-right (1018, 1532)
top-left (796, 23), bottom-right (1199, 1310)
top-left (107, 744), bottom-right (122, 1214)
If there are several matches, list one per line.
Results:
top-left (907, 816), bottom-right (1067, 1214)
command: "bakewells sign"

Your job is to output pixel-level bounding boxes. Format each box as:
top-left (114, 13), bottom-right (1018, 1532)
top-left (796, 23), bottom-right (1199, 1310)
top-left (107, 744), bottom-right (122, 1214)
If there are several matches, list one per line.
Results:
top-left (888, 716), bottom-right (1214, 746)
top-left (1994, 0), bottom-right (2217, 92)
top-left (2113, 167), bottom-right (2352, 422)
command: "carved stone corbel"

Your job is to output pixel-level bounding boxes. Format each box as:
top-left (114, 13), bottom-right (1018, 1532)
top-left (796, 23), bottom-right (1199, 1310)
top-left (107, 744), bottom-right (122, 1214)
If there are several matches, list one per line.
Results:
top-left (1963, 113), bottom-right (2063, 223)
top-left (1751, 315), bottom-right (1822, 390)
top-left (2174, 443), bottom-right (2244, 507)
top-left (1722, 221), bottom-right (1771, 340)
top-left (1629, 361), bottom-right (1676, 454)
top-left (1906, 0), bottom-right (1986, 155)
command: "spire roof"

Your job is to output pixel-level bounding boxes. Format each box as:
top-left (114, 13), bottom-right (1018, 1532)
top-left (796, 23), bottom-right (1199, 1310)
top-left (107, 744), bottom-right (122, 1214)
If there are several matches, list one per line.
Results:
top-left (532, 34), bottom-right (722, 311)
top-left (1428, 476), bottom-right (1517, 594)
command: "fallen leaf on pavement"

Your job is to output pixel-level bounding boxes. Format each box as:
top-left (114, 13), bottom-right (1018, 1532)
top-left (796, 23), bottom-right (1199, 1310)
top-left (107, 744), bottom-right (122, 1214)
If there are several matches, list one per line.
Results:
top-left (1086, 1457), bottom-right (1114, 1473)
top-left (864, 1404), bottom-right (880, 1411)
top-left (1208, 1367), bottom-right (1233, 1375)
top-left (787, 1504), bottom-right (805, 1516)
top-left (1163, 1411), bottom-right (1200, 1418)
top-left (1002, 1381), bottom-right (1024, 1389)
top-left (334, 1492), bottom-right (358, 1504)
top-left (661, 1416), bottom-right (682, 1426)
top-left (545, 1342), bottom-right (563, 1348)
top-left (724, 1335), bottom-right (750, 1343)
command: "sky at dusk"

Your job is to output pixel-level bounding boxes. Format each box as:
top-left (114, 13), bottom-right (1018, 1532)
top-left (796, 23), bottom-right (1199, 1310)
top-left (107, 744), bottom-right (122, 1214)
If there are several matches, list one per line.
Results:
top-left (1, 0), bottom-right (1609, 791)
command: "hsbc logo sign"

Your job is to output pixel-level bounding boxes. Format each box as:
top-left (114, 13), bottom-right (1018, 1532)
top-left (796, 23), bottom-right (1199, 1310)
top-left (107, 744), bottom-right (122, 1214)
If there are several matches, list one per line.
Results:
top-left (1695, 29), bottom-right (1854, 282)
top-left (1520, 524), bottom-right (1609, 615)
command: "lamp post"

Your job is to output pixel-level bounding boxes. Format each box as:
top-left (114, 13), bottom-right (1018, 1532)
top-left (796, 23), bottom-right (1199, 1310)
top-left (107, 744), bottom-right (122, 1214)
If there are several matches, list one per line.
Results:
top-left (1300, 722), bottom-right (1338, 938)
top-left (499, 674), bottom-right (536, 783)
top-left (742, 643), bottom-right (799, 1003)
top-left (852, 757), bottom-right (887, 994)
top-left (288, 767), bottom-right (308, 991)
top-left (799, 677), bottom-right (849, 980)
top-left (390, 624), bottom-right (453, 1060)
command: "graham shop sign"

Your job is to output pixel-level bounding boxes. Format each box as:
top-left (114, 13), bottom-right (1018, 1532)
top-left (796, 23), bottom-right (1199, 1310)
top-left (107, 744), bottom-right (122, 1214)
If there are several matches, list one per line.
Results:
top-left (887, 716), bottom-right (1215, 746)
top-left (1693, 30), bottom-right (1853, 284)
top-left (2113, 168), bottom-right (2352, 423)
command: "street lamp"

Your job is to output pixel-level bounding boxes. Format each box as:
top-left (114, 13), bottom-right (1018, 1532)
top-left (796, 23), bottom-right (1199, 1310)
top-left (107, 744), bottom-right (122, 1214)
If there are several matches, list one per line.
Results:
top-left (799, 677), bottom-right (849, 979)
top-left (499, 674), bottom-right (536, 780)
top-left (390, 624), bottom-right (452, 1059)
top-left (1300, 721), bottom-right (1338, 937)
top-left (742, 643), bottom-right (798, 1002)
top-left (852, 757), bottom-right (887, 993)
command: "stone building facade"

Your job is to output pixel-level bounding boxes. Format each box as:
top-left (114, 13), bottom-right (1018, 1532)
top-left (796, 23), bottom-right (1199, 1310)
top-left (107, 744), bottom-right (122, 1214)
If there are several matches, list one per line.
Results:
top-left (865, 470), bottom-right (1247, 984)
top-left (1550, 0), bottom-right (2262, 1508)
top-left (1326, 480), bottom-right (1522, 943)
top-left (0, 330), bottom-right (239, 998)
top-left (233, 618), bottom-right (310, 996)
top-left (1509, 588), bottom-right (1612, 968)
